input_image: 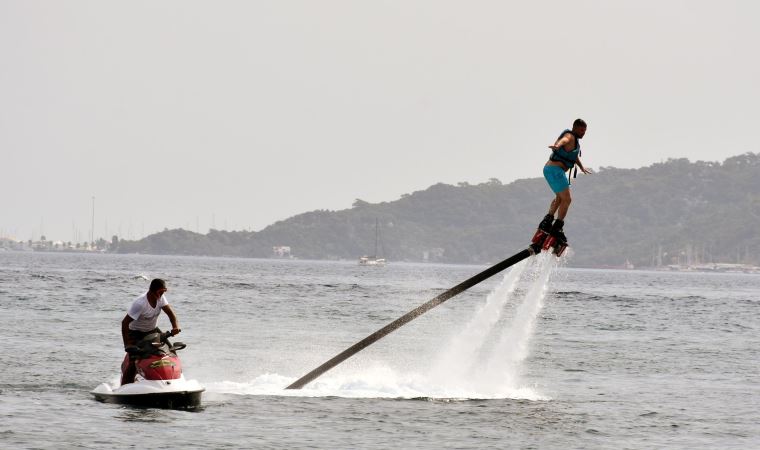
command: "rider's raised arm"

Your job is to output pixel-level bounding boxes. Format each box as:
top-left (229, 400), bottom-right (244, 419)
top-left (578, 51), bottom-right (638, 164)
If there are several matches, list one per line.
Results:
top-left (162, 304), bottom-right (181, 335)
top-left (549, 133), bottom-right (573, 151)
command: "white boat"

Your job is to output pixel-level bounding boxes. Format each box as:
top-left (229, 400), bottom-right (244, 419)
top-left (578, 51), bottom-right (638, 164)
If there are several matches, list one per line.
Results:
top-left (359, 255), bottom-right (386, 266)
top-left (359, 219), bottom-right (387, 266)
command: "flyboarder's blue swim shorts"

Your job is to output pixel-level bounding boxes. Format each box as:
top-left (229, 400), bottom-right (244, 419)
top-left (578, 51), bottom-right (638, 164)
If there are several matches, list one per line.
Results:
top-left (543, 165), bottom-right (570, 193)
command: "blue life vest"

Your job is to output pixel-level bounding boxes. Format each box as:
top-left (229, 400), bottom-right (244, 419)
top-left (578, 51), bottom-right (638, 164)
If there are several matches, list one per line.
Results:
top-left (549, 129), bottom-right (580, 170)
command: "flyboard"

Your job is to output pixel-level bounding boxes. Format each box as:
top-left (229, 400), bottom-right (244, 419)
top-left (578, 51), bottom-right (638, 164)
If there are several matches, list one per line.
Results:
top-left (285, 228), bottom-right (566, 390)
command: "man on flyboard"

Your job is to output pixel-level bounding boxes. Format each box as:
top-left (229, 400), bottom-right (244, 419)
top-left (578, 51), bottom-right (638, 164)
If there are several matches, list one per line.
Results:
top-left (533, 118), bottom-right (593, 255)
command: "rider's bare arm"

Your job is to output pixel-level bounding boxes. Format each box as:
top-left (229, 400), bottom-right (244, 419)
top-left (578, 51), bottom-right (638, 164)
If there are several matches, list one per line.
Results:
top-left (121, 315), bottom-right (134, 347)
top-left (549, 133), bottom-right (574, 151)
top-left (162, 305), bottom-right (181, 335)
top-left (576, 157), bottom-right (593, 174)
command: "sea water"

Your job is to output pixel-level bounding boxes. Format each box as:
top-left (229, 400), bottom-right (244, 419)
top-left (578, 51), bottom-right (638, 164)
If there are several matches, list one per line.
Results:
top-left (0, 251), bottom-right (758, 449)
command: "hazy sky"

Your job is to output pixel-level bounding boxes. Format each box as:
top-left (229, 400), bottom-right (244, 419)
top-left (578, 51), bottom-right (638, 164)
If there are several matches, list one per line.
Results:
top-left (2, 1), bottom-right (758, 242)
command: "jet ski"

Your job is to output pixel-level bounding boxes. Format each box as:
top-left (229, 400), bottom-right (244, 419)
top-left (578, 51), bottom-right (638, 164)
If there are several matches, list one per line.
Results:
top-left (91, 330), bottom-right (204, 409)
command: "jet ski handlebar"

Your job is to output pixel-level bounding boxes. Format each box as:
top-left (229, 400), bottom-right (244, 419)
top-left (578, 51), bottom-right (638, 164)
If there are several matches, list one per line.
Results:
top-left (125, 330), bottom-right (187, 356)
top-left (160, 330), bottom-right (186, 351)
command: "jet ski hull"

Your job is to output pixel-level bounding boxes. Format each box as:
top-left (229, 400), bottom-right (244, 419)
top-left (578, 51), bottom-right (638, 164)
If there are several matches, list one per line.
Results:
top-left (91, 378), bottom-right (204, 410)
top-left (92, 389), bottom-right (203, 409)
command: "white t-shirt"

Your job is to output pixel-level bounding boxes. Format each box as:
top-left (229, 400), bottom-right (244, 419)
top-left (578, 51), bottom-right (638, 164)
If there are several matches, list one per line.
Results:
top-left (127, 293), bottom-right (169, 332)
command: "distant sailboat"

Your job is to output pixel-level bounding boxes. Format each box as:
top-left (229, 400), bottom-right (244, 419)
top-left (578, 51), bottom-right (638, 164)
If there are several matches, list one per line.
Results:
top-left (359, 219), bottom-right (386, 266)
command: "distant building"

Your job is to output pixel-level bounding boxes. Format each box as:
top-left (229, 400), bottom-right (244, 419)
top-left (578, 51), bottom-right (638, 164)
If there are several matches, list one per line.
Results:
top-left (32, 237), bottom-right (51, 251)
top-left (272, 246), bottom-right (292, 258)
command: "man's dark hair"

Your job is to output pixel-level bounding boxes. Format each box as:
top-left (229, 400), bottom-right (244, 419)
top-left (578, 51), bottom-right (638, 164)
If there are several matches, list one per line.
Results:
top-left (573, 118), bottom-right (587, 128)
top-left (149, 278), bottom-right (167, 292)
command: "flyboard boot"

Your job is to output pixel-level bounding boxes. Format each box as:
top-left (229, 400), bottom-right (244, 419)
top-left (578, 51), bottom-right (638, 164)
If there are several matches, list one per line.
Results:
top-left (530, 214), bottom-right (555, 253)
top-left (542, 218), bottom-right (568, 257)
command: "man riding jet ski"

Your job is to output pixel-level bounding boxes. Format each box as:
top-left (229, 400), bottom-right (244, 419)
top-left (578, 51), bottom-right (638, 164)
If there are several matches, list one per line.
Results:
top-left (91, 279), bottom-right (203, 409)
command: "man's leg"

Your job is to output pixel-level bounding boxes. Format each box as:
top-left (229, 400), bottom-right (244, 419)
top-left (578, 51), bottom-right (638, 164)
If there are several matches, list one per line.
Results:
top-left (121, 359), bottom-right (137, 385)
top-left (538, 194), bottom-right (562, 232)
top-left (120, 329), bottom-right (146, 386)
top-left (549, 195), bottom-right (560, 216)
top-left (541, 165), bottom-right (569, 232)
top-left (546, 188), bottom-right (571, 247)
top-left (555, 188), bottom-right (572, 220)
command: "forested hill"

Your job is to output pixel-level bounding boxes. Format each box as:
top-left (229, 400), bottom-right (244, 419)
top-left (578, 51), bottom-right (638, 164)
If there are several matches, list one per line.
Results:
top-left (116, 153), bottom-right (760, 267)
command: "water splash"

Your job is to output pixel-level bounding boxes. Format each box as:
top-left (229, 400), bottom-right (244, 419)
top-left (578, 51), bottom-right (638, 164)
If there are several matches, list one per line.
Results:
top-left (204, 367), bottom-right (548, 401)
top-left (427, 259), bottom-right (528, 388)
top-left (206, 254), bottom-right (558, 401)
top-left (424, 253), bottom-right (556, 397)
top-left (476, 253), bottom-right (556, 396)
